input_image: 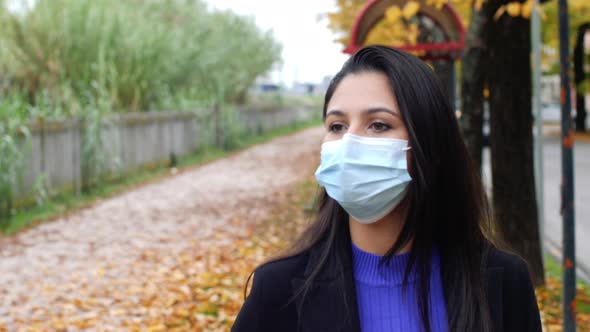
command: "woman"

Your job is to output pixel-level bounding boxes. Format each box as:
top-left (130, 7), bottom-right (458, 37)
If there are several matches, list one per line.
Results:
top-left (231, 45), bottom-right (542, 332)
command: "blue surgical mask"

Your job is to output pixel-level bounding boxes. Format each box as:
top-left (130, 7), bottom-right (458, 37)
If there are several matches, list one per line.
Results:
top-left (314, 133), bottom-right (412, 224)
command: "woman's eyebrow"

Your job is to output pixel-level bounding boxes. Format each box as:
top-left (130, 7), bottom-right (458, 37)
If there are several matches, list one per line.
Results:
top-left (325, 110), bottom-right (346, 117)
top-left (326, 107), bottom-right (400, 118)
top-left (365, 107), bottom-right (400, 117)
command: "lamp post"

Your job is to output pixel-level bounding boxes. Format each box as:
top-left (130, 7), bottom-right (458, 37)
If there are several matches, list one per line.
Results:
top-left (557, 0), bottom-right (576, 330)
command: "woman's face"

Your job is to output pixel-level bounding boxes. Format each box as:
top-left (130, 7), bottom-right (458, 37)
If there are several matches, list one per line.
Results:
top-left (323, 71), bottom-right (409, 143)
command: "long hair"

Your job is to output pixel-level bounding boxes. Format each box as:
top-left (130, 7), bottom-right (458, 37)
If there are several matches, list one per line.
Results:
top-left (246, 45), bottom-right (495, 332)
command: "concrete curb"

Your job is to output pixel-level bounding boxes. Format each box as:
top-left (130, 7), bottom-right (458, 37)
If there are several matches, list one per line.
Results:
top-left (544, 238), bottom-right (590, 284)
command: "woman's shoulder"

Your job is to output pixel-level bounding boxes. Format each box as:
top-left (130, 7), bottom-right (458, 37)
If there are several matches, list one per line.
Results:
top-left (485, 246), bottom-right (532, 277)
top-left (484, 247), bottom-right (542, 331)
top-left (231, 251), bottom-right (310, 331)
top-left (253, 251), bottom-right (310, 284)
top-left (485, 246), bottom-right (536, 288)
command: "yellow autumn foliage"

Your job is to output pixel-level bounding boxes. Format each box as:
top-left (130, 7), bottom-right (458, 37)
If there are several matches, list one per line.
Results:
top-left (473, 0), bottom-right (485, 11)
top-left (505, 2), bottom-right (521, 17)
top-left (403, 1), bottom-right (421, 20)
top-left (365, 20), bottom-right (408, 47)
top-left (324, 0), bottom-right (590, 75)
top-left (426, 0), bottom-right (448, 10)
top-left (494, 0), bottom-right (541, 20)
top-left (324, 0), bottom-right (470, 49)
top-left (521, 0), bottom-right (533, 19)
top-left (325, 0), bottom-right (367, 47)
top-left (385, 5), bottom-right (403, 22)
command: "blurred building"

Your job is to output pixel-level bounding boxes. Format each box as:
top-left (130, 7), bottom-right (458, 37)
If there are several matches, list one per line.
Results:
top-left (288, 76), bottom-right (332, 96)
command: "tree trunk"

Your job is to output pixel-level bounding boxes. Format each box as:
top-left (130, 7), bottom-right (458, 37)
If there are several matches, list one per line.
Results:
top-left (459, 4), bottom-right (488, 171)
top-left (485, 0), bottom-right (545, 286)
top-left (433, 61), bottom-right (456, 109)
top-left (576, 93), bottom-right (587, 132)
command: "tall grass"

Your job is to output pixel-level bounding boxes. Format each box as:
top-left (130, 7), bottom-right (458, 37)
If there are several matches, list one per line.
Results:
top-left (0, 0), bottom-right (281, 113)
top-left (0, 96), bottom-right (30, 225)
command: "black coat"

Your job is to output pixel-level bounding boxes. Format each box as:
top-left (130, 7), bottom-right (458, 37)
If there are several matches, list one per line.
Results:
top-left (231, 240), bottom-right (542, 332)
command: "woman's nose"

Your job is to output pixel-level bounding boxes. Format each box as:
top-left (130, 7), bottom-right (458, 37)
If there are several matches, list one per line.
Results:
top-left (346, 124), bottom-right (364, 137)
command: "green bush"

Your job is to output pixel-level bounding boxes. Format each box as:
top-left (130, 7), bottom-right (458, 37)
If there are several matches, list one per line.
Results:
top-left (0, 0), bottom-right (282, 114)
top-left (0, 97), bottom-right (31, 224)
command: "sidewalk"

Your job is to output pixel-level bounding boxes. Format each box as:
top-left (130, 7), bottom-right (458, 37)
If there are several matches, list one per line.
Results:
top-left (482, 128), bottom-right (590, 283)
top-left (540, 133), bottom-right (590, 283)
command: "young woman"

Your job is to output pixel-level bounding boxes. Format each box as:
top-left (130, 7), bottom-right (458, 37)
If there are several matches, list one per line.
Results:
top-left (231, 45), bottom-right (542, 332)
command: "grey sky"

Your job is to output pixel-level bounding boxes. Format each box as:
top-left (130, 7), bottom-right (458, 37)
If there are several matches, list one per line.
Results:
top-left (205, 0), bottom-right (350, 87)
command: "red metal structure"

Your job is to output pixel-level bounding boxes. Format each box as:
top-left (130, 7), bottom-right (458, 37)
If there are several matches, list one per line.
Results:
top-left (344, 0), bottom-right (466, 61)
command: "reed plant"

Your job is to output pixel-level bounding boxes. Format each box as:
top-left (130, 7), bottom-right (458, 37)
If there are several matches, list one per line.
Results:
top-left (0, 0), bottom-right (281, 113)
top-left (0, 95), bottom-right (30, 225)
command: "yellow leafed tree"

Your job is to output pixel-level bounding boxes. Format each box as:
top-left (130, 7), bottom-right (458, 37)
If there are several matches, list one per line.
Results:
top-left (325, 0), bottom-right (367, 47)
top-left (325, 0), bottom-right (471, 49)
top-left (325, 0), bottom-right (590, 74)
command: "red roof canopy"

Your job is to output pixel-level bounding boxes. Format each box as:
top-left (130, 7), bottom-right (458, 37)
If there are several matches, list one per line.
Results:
top-left (344, 0), bottom-right (466, 60)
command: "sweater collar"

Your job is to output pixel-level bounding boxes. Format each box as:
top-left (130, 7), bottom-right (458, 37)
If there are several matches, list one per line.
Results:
top-left (351, 242), bottom-right (413, 285)
top-left (351, 242), bottom-right (441, 286)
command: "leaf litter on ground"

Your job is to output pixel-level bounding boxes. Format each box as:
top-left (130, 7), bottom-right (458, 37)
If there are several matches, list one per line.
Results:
top-left (1, 174), bottom-right (588, 331)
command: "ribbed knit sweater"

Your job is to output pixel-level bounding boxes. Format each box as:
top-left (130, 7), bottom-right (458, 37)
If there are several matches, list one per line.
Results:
top-left (351, 242), bottom-right (448, 332)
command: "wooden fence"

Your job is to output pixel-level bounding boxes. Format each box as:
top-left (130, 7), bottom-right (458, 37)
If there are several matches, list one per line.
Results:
top-left (15, 106), bottom-right (317, 200)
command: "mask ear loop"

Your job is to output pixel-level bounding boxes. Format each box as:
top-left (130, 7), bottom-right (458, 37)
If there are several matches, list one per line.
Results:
top-left (402, 147), bottom-right (412, 151)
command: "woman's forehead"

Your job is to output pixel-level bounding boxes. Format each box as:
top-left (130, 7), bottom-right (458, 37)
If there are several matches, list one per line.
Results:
top-left (327, 72), bottom-right (399, 115)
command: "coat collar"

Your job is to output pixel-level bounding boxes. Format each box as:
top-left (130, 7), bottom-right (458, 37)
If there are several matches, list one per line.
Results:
top-left (290, 240), bottom-right (505, 332)
top-left (290, 239), bottom-right (361, 332)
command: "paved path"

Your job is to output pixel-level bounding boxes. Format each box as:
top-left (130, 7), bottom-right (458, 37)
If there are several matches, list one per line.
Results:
top-left (483, 136), bottom-right (590, 281)
top-left (540, 137), bottom-right (590, 281)
top-left (0, 127), bottom-right (324, 330)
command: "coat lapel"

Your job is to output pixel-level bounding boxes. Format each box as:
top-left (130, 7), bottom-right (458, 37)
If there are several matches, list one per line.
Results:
top-left (290, 241), bottom-right (361, 332)
top-left (485, 266), bottom-right (504, 332)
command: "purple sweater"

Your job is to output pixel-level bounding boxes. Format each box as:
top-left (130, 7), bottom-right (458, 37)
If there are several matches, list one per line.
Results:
top-left (351, 242), bottom-right (449, 332)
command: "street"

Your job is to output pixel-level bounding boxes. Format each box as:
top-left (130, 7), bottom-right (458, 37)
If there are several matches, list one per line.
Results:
top-left (483, 134), bottom-right (590, 281)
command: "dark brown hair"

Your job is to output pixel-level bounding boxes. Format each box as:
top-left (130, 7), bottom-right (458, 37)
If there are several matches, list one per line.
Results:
top-left (247, 45), bottom-right (496, 332)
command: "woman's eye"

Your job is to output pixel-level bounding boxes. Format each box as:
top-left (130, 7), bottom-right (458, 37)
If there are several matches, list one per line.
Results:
top-left (370, 122), bottom-right (391, 132)
top-left (329, 123), bottom-right (346, 133)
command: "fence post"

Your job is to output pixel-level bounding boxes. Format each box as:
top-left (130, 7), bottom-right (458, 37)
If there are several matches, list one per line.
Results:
top-left (74, 116), bottom-right (82, 196)
top-left (214, 103), bottom-right (224, 148)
